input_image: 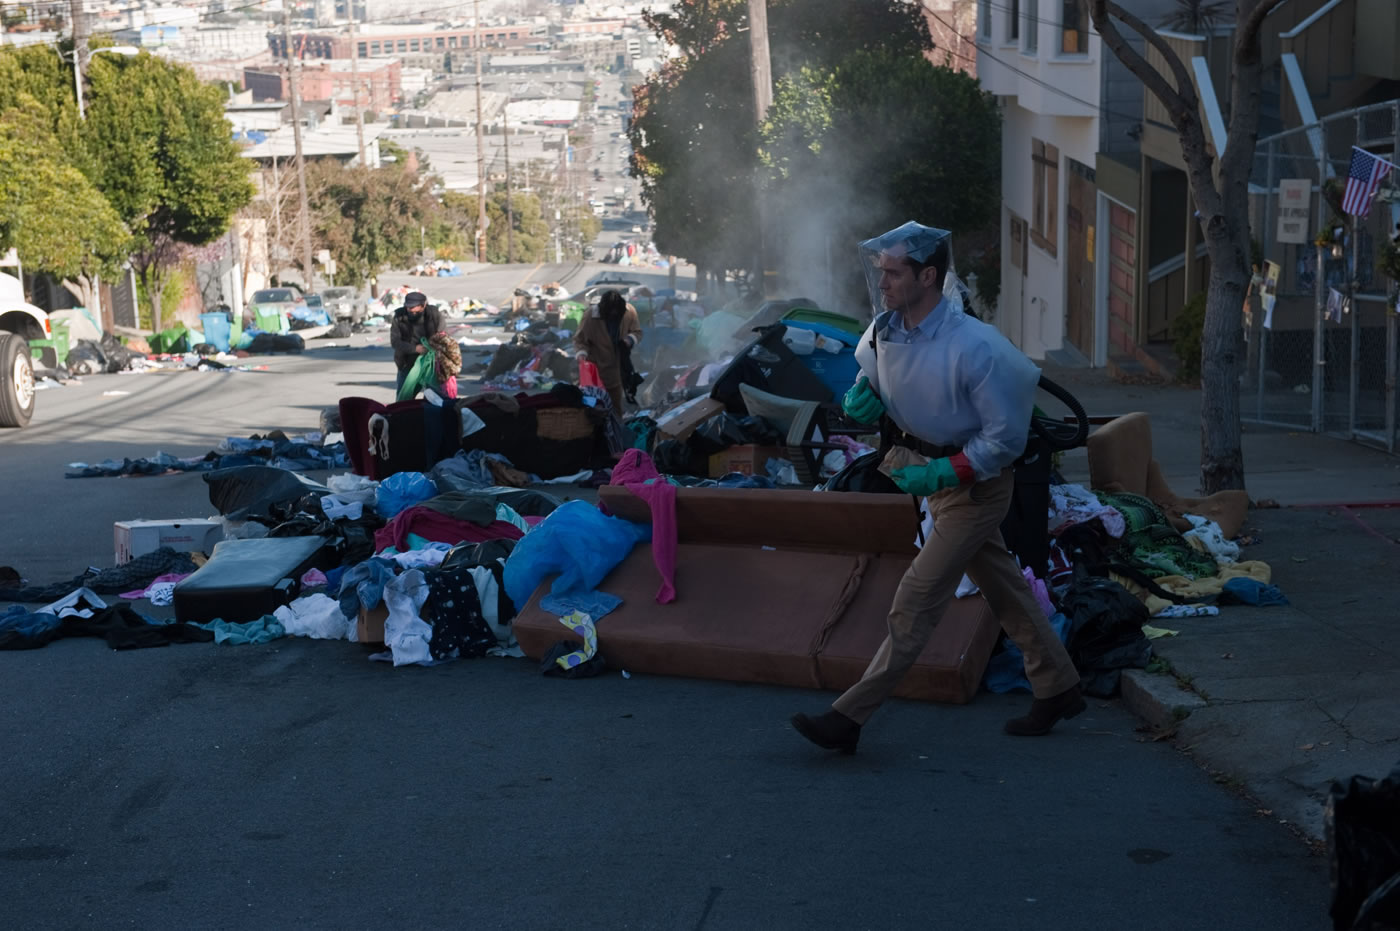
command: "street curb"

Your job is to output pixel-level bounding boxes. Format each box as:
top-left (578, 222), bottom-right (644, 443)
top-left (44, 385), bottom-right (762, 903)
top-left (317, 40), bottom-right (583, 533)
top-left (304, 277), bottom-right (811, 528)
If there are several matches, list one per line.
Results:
top-left (1119, 668), bottom-right (1207, 731)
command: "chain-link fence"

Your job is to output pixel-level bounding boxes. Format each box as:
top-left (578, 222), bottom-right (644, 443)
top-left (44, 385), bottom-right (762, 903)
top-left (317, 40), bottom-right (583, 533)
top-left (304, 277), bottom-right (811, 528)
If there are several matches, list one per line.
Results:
top-left (1245, 100), bottom-right (1400, 454)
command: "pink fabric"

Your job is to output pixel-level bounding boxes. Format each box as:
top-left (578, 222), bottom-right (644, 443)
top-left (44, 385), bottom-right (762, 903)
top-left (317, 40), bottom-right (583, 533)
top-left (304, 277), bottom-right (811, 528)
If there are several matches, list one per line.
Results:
top-left (374, 508), bottom-right (525, 552)
top-left (119, 572), bottom-right (190, 600)
top-left (610, 450), bottom-right (677, 604)
top-left (440, 375), bottom-right (458, 399)
top-left (523, 515), bottom-right (545, 526)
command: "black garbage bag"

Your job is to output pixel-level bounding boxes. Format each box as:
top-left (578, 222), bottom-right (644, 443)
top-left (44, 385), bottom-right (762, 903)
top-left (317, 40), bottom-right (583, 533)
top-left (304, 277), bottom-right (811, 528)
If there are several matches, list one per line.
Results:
top-left (99, 333), bottom-right (142, 372)
top-left (204, 466), bottom-right (330, 521)
top-left (653, 438), bottom-right (707, 477)
top-left (246, 332), bottom-right (305, 354)
top-left (735, 414), bottom-right (785, 445)
top-left (689, 412), bottom-right (750, 457)
top-left (65, 339), bottom-right (107, 376)
top-left (319, 321), bottom-right (352, 339)
top-left (822, 450), bottom-right (902, 494)
top-left (485, 340), bottom-right (533, 378)
top-left (1059, 572), bottom-right (1152, 697)
top-left (1328, 764), bottom-right (1400, 931)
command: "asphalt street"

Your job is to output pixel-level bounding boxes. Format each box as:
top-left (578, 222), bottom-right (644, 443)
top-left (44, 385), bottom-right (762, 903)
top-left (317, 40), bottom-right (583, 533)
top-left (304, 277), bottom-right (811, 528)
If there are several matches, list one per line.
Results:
top-left (0, 263), bottom-right (1332, 929)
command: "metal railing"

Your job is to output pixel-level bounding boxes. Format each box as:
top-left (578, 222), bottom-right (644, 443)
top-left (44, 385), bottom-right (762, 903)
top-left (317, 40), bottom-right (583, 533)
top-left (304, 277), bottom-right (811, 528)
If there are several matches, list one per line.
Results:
top-left (1244, 99), bottom-right (1400, 454)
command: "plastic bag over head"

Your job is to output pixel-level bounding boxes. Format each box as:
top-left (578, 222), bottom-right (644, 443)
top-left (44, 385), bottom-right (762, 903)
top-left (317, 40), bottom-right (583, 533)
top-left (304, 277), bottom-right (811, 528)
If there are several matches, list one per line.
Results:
top-left (857, 221), bottom-right (969, 320)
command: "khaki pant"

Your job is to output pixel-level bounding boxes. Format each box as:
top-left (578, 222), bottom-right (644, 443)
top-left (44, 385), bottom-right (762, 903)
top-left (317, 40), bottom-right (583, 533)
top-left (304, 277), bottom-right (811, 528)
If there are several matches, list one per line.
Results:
top-left (832, 469), bottom-right (1080, 724)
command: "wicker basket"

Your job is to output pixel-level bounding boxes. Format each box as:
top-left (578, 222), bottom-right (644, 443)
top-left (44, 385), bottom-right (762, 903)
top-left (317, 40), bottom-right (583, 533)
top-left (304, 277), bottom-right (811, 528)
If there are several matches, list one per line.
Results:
top-left (536, 407), bottom-right (595, 442)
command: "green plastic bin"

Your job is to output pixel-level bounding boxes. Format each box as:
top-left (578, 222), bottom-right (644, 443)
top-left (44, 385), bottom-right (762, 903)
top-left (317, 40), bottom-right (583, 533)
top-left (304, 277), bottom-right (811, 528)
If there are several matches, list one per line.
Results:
top-left (29, 319), bottom-right (70, 368)
top-left (781, 307), bottom-right (865, 338)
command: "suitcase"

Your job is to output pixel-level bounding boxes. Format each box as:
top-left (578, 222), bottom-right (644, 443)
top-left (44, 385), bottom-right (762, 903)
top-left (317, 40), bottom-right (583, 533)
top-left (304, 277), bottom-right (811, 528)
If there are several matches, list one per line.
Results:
top-left (173, 536), bottom-right (336, 624)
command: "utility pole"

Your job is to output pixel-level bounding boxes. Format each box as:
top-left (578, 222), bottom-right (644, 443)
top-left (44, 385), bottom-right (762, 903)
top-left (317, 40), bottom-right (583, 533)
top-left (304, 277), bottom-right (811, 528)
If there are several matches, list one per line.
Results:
top-left (69, 0), bottom-right (88, 118)
top-left (504, 93), bottom-right (514, 263)
top-left (747, 0), bottom-right (772, 298)
top-left (473, 0), bottom-right (488, 263)
top-left (282, 6), bottom-right (315, 292)
top-left (347, 1), bottom-right (366, 169)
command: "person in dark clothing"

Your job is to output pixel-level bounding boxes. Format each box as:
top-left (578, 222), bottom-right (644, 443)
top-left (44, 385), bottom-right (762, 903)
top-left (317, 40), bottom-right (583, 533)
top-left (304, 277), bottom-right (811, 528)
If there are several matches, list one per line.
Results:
top-left (390, 291), bottom-right (444, 392)
top-left (574, 289), bottom-right (642, 414)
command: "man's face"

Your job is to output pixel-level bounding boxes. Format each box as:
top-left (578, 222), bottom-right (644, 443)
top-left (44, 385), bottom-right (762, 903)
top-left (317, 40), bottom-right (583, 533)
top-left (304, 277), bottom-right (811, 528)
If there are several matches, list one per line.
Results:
top-left (875, 254), bottom-right (929, 311)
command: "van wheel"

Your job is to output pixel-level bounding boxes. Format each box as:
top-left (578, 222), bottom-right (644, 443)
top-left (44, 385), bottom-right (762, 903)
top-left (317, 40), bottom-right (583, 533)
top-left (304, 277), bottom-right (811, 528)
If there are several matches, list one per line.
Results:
top-left (0, 333), bottom-right (36, 427)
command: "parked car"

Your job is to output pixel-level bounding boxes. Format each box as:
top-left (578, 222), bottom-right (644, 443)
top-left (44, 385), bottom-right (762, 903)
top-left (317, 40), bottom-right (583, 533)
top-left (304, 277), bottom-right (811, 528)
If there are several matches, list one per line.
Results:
top-left (0, 271), bottom-right (44, 427)
top-left (244, 287), bottom-right (307, 329)
top-left (318, 286), bottom-right (362, 323)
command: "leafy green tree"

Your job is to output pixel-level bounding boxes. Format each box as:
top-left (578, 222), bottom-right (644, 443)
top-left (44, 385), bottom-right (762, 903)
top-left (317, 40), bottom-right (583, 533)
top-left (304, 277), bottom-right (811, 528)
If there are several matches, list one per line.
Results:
top-left (82, 53), bottom-right (254, 331)
top-left (484, 189), bottom-right (551, 263)
top-left (308, 157), bottom-right (444, 284)
top-left (630, 0), bottom-right (933, 283)
top-left (759, 52), bottom-right (1001, 309)
top-left (0, 101), bottom-right (128, 283)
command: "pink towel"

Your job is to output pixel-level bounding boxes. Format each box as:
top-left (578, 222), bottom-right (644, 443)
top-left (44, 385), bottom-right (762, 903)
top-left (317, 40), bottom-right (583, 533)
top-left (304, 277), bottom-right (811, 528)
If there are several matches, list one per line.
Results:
top-left (610, 450), bottom-right (677, 604)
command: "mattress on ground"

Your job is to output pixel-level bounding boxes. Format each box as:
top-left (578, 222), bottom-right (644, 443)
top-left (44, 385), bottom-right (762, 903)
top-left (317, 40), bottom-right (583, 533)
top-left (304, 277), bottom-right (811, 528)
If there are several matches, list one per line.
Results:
top-left (173, 535), bottom-right (335, 624)
top-left (513, 542), bottom-right (999, 704)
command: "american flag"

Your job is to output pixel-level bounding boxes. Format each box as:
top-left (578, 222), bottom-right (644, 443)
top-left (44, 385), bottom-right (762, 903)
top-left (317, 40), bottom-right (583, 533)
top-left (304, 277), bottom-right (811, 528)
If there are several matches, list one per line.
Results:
top-left (1342, 146), bottom-right (1395, 218)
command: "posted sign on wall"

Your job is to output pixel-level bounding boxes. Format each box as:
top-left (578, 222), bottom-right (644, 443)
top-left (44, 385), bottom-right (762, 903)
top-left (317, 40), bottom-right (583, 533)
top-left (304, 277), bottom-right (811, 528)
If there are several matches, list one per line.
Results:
top-left (1276, 179), bottom-right (1312, 244)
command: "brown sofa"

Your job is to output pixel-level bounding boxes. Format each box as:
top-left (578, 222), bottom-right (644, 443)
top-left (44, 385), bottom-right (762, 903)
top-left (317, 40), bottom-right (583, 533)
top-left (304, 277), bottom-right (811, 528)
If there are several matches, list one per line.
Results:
top-left (512, 486), bottom-right (1001, 704)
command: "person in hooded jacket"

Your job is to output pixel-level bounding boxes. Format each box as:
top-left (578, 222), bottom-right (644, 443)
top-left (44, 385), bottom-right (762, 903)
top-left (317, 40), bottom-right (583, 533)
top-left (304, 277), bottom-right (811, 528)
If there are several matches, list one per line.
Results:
top-left (791, 222), bottom-right (1084, 755)
top-left (574, 289), bottom-right (642, 414)
top-left (390, 291), bottom-right (443, 392)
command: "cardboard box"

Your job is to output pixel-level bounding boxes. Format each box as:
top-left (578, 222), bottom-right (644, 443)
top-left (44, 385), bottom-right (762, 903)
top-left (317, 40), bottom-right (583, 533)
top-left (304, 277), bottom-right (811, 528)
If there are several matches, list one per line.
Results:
top-left (654, 396), bottom-right (725, 442)
top-left (357, 603), bottom-right (390, 645)
top-left (114, 519), bottom-right (225, 565)
top-left (708, 444), bottom-right (790, 478)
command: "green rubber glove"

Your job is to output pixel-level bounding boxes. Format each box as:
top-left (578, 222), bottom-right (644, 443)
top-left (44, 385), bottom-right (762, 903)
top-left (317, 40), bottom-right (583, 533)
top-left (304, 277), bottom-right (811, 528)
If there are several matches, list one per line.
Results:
top-left (842, 376), bottom-right (885, 424)
top-left (891, 455), bottom-right (972, 496)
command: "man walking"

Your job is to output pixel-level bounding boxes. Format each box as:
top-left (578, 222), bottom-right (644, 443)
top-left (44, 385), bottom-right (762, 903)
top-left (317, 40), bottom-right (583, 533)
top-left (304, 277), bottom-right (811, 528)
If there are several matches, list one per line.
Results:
top-left (792, 222), bottom-right (1084, 754)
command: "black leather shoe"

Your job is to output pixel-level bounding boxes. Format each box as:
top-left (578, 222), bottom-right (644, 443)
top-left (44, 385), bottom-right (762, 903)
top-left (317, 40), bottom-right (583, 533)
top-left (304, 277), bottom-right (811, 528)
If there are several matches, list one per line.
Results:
top-left (791, 710), bottom-right (860, 754)
top-left (1004, 685), bottom-right (1087, 736)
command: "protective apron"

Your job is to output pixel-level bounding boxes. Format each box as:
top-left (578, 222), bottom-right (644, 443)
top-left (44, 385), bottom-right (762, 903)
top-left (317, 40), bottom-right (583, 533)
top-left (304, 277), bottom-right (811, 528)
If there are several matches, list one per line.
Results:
top-left (853, 304), bottom-right (1041, 481)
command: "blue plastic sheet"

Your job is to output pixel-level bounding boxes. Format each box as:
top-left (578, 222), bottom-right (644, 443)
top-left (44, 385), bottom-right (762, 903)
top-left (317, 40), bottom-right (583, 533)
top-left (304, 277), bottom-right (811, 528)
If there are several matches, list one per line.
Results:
top-left (502, 500), bottom-right (650, 607)
top-left (375, 471), bottom-right (439, 519)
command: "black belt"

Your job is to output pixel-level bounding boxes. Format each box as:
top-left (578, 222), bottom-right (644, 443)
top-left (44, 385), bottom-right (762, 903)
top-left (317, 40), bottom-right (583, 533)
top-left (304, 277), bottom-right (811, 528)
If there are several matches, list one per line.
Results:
top-left (891, 432), bottom-right (960, 460)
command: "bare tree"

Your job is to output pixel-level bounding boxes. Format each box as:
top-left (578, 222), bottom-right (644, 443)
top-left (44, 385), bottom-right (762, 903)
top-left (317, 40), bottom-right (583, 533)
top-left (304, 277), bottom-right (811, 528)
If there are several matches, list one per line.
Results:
top-left (1089, 0), bottom-right (1281, 493)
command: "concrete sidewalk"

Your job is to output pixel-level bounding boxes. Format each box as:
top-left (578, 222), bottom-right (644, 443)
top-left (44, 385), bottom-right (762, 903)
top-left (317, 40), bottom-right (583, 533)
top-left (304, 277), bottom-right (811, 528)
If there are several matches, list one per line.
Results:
top-left (1039, 363), bottom-right (1400, 840)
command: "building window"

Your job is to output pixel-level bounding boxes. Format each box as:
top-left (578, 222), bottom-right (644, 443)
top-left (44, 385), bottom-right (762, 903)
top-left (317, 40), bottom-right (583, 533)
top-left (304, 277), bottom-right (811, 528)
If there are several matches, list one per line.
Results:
top-left (1007, 0), bottom-right (1020, 41)
top-left (978, 0), bottom-right (991, 38)
top-left (370, 42), bottom-right (380, 54)
top-left (357, 42), bottom-right (367, 57)
top-left (510, 32), bottom-right (519, 39)
top-left (397, 40), bottom-right (407, 52)
top-left (448, 36), bottom-right (457, 47)
top-left (1031, 138), bottom-right (1059, 256)
top-left (1025, 0), bottom-right (1039, 52)
top-left (435, 37), bottom-right (443, 48)
top-left (410, 39), bottom-right (420, 51)
top-left (1061, 0), bottom-right (1088, 53)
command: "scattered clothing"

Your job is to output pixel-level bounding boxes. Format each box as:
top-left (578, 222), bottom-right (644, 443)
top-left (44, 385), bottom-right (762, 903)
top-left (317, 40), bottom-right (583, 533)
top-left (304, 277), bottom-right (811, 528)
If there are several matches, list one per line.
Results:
top-left (197, 616), bottom-right (287, 645)
top-left (1182, 514), bottom-right (1241, 564)
top-left (1140, 624), bottom-right (1180, 639)
top-left (540, 590), bottom-right (622, 622)
top-left (274, 594), bottom-right (355, 640)
top-left (374, 507), bottom-right (524, 553)
top-left (1219, 577), bottom-right (1290, 606)
top-left (609, 450), bottom-right (677, 604)
top-left (382, 569), bottom-right (433, 666)
top-left (1050, 484), bottom-right (1126, 538)
top-left (550, 611), bottom-right (599, 672)
top-left (423, 566), bottom-right (496, 660)
top-left (0, 548), bottom-right (198, 604)
top-left (119, 572), bottom-right (191, 605)
top-left (1154, 603), bottom-right (1221, 619)
top-left (0, 603), bottom-right (213, 651)
top-left (300, 568), bottom-right (330, 589)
